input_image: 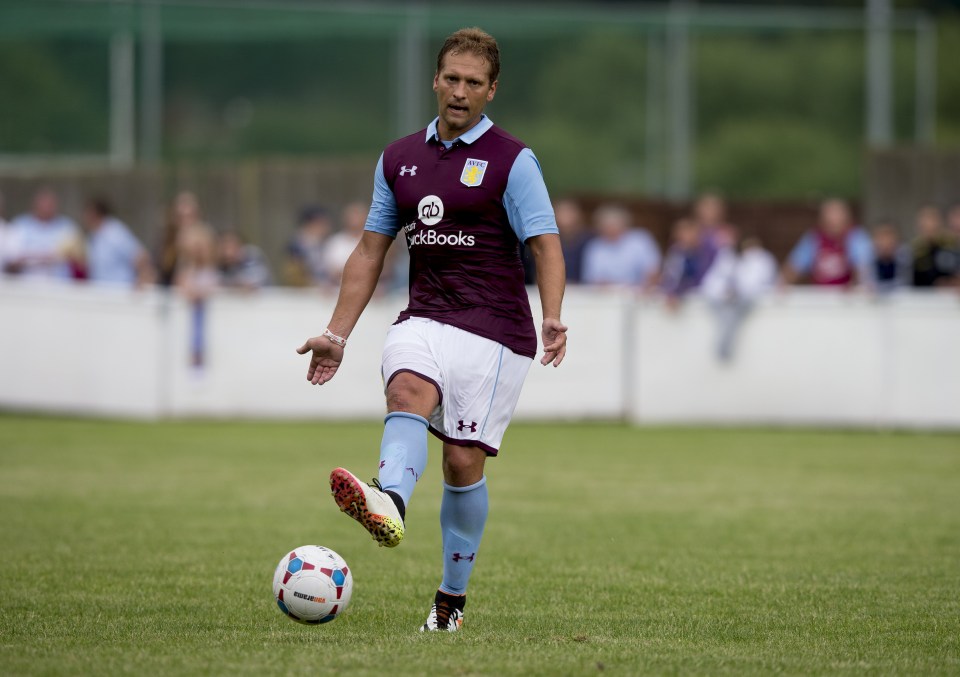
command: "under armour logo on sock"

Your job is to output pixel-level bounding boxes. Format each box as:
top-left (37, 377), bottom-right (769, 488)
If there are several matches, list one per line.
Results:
top-left (406, 467), bottom-right (420, 480)
top-left (457, 420), bottom-right (477, 433)
top-left (379, 460), bottom-right (386, 469)
top-left (399, 165), bottom-right (417, 176)
top-left (451, 552), bottom-right (475, 562)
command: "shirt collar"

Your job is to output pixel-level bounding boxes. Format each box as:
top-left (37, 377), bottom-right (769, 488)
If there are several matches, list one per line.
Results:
top-left (425, 114), bottom-right (493, 145)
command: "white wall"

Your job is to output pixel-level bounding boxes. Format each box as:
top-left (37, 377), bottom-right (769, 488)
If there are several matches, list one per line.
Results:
top-left (1, 281), bottom-right (957, 428)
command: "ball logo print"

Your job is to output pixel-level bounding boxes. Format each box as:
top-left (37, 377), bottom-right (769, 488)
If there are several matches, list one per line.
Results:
top-left (417, 195), bottom-right (444, 226)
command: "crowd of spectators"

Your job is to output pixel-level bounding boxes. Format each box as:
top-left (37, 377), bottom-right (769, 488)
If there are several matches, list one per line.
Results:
top-left (2, 186), bottom-right (959, 303)
top-left (2, 184), bottom-right (958, 366)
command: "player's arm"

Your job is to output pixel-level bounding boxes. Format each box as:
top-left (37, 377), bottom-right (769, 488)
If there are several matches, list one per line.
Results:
top-left (526, 233), bottom-right (568, 367)
top-left (296, 231), bottom-right (393, 385)
top-left (297, 152), bottom-right (399, 385)
top-left (504, 148), bottom-right (568, 367)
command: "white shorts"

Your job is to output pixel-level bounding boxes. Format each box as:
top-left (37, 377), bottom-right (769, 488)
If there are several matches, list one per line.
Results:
top-left (381, 317), bottom-right (533, 456)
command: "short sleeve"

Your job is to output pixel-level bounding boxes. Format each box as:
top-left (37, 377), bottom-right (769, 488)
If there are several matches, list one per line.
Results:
top-left (364, 153), bottom-right (400, 238)
top-left (847, 228), bottom-right (874, 268)
top-left (114, 222), bottom-right (144, 261)
top-left (787, 232), bottom-right (816, 273)
top-left (503, 149), bottom-right (559, 243)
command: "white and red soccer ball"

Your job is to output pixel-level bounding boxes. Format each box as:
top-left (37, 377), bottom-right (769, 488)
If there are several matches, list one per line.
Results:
top-left (272, 545), bottom-right (352, 624)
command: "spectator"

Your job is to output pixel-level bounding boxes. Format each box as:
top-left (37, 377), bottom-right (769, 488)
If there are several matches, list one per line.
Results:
top-left (701, 231), bottom-right (777, 361)
top-left (283, 205), bottom-right (332, 287)
top-left (781, 198), bottom-right (872, 287)
top-left (158, 191), bottom-right (213, 287)
top-left (868, 223), bottom-right (910, 293)
top-left (217, 231), bottom-right (271, 290)
top-left (660, 218), bottom-right (714, 302)
top-left (324, 202), bottom-right (368, 285)
top-left (581, 204), bottom-right (660, 287)
top-left (523, 198), bottom-right (591, 284)
top-left (0, 190), bottom-right (10, 275)
top-left (175, 218), bottom-right (218, 370)
top-left (691, 192), bottom-right (731, 270)
top-left (5, 187), bottom-right (83, 281)
top-left (81, 197), bottom-right (154, 288)
top-left (555, 199), bottom-right (592, 283)
top-left (910, 205), bottom-right (960, 288)
top-left (948, 203), bottom-right (960, 239)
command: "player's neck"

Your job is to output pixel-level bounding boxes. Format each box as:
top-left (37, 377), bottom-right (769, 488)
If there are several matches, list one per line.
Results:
top-left (437, 115), bottom-right (483, 142)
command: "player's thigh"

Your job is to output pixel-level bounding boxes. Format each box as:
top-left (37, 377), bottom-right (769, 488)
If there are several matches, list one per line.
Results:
top-left (381, 318), bottom-right (444, 419)
top-left (436, 327), bottom-right (533, 457)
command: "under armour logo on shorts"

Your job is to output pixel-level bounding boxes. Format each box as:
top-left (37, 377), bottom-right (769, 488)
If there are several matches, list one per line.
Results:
top-left (399, 165), bottom-right (417, 176)
top-left (457, 420), bottom-right (477, 433)
top-left (451, 552), bottom-right (475, 562)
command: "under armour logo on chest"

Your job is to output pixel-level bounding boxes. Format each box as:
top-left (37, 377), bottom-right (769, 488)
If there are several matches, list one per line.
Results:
top-left (457, 420), bottom-right (478, 433)
top-left (399, 165), bottom-right (417, 176)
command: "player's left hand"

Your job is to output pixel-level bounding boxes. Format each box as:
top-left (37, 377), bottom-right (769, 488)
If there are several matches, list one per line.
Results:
top-left (540, 317), bottom-right (568, 367)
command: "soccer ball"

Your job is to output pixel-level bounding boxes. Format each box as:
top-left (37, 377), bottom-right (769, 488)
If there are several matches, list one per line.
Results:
top-left (272, 545), bottom-right (353, 624)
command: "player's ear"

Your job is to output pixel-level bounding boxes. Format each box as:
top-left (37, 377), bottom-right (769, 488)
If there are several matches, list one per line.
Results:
top-left (433, 72), bottom-right (440, 92)
top-left (487, 80), bottom-right (497, 102)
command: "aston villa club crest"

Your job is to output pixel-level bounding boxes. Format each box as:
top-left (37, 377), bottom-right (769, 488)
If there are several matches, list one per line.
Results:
top-left (460, 158), bottom-right (488, 187)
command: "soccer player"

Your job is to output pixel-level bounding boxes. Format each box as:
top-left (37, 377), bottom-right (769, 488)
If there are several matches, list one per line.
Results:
top-left (297, 27), bottom-right (567, 632)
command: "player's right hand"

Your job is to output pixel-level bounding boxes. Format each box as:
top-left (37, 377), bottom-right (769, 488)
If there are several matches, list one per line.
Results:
top-left (296, 336), bottom-right (345, 385)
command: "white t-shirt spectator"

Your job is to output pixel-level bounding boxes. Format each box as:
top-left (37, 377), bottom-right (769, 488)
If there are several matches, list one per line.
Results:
top-left (86, 217), bottom-right (145, 287)
top-left (7, 213), bottom-right (80, 281)
top-left (581, 229), bottom-right (661, 286)
top-left (702, 246), bottom-right (777, 303)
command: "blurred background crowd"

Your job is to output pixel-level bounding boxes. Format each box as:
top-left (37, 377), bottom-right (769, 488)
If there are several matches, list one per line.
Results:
top-left (3, 185), bottom-right (959, 298)
top-left (1, 0), bottom-right (959, 371)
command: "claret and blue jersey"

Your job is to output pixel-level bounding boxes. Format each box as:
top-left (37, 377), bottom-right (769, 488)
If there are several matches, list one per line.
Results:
top-left (364, 115), bottom-right (559, 358)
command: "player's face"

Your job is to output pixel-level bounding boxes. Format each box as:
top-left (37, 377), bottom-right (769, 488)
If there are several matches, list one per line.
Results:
top-left (433, 51), bottom-right (497, 141)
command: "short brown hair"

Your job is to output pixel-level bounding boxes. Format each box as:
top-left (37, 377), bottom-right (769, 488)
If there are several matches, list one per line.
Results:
top-left (436, 27), bottom-right (500, 83)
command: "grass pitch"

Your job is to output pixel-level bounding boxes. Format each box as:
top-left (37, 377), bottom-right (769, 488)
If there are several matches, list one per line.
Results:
top-left (0, 416), bottom-right (958, 676)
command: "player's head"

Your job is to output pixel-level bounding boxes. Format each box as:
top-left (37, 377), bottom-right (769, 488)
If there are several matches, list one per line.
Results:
top-left (433, 28), bottom-right (499, 139)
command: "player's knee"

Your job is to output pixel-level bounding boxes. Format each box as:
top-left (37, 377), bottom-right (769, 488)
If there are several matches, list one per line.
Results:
top-left (442, 445), bottom-right (485, 486)
top-left (386, 373), bottom-right (435, 416)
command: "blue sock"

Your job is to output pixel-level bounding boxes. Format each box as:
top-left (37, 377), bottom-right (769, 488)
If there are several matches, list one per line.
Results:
top-left (377, 412), bottom-right (428, 511)
top-left (439, 476), bottom-right (489, 596)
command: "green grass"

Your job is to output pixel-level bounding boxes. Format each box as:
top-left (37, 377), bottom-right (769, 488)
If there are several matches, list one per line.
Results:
top-left (0, 417), bottom-right (958, 676)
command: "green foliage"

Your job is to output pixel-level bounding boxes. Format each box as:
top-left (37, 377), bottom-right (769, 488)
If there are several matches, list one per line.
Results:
top-left (936, 19), bottom-right (960, 144)
top-left (1, 417), bottom-right (958, 675)
top-left (0, 41), bottom-right (107, 153)
top-left (1, 11), bottom-right (958, 199)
